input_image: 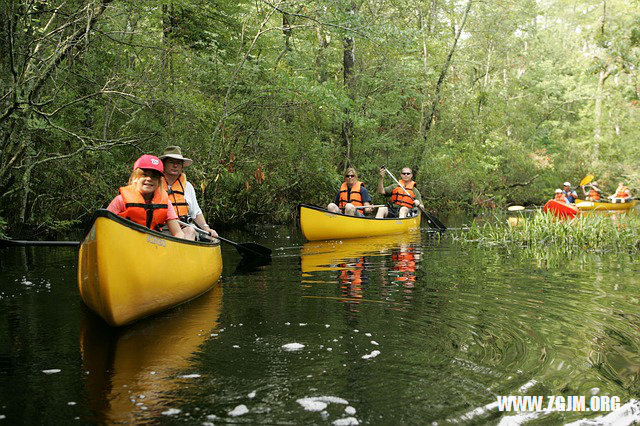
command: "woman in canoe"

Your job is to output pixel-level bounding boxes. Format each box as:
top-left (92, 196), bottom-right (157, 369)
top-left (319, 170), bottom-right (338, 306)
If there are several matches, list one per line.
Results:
top-left (609, 182), bottom-right (631, 200)
top-left (327, 167), bottom-right (373, 216)
top-left (581, 181), bottom-right (601, 202)
top-left (107, 154), bottom-right (185, 238)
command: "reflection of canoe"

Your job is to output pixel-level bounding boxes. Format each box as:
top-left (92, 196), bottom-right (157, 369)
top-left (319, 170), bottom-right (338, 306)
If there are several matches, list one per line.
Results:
top-left (301, 232), bottom-right (421, 274)
top-left (81, 283), bottom-right (222, 423)
top-left (575, 198), bottom-right (638, 211)
top-left (299, 204), bottom-right (421, 241)
top-left (78, 210), bottom-right (223, 326)
top-left (543, 200), bottom-right (579, 219)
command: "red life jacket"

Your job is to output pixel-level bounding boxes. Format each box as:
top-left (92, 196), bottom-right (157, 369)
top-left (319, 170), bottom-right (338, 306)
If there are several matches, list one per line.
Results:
top-left (391, 181), bottom-right (417, 208)
top-left (338, 181), bottom-right (365, 208)
top-left (118, 184), bottom-right (169, 230)
top-left (162, 173), bottom-right (190, 219)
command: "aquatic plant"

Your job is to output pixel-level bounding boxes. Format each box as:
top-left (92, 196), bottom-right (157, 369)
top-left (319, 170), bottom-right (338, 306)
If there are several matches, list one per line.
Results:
top-left (452, 212), bottom-right (640, 254)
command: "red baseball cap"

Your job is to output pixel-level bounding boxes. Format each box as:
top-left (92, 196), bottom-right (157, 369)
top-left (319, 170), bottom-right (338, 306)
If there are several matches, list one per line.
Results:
top-left (133, 154), bottom-right (164, 173)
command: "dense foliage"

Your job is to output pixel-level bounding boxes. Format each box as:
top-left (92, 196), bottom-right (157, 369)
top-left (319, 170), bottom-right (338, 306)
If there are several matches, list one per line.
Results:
top-left (2, 0), bottom-right (640, 233)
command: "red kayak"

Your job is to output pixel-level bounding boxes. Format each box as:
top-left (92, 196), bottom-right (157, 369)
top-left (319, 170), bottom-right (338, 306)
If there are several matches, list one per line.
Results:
top-left (543, 200), bottom-right (580, 219)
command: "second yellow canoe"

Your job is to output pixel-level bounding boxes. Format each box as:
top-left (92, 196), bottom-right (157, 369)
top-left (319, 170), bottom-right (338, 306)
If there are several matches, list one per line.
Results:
top-left (299, 204), bottom-right (421, 241)
top-left (575, 198), bottom-right (638, 211)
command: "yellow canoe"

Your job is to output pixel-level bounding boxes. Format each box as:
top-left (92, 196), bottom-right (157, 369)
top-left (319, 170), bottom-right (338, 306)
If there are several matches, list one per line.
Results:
top-left (78, 210), bottom-right (223, 326)
top-left (299, 203), bottom-right (421, 241)
top-left (575, 198), bottom-right (638, 211)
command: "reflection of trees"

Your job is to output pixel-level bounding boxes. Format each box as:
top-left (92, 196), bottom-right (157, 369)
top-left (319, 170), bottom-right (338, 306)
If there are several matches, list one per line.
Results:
top-left (81, 285), bottom-right (223, 423)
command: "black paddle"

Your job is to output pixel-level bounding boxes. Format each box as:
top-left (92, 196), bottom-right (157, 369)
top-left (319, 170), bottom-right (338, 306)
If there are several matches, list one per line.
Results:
top-left (178, 221), bottom-right (272, 259)
top-left (382, 166), bottom-right (447, 231)
top-left (0, 239), bottom-right (80, 247)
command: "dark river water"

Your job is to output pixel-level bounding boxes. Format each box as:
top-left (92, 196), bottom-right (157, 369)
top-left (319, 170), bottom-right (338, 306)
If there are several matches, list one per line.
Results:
top-left (1, 218), bottom-right (640, 425)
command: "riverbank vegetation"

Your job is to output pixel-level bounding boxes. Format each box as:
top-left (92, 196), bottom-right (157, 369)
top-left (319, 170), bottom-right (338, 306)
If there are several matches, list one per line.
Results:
top-left (2, 1), bottom-right (640, 233)
top-left (454, 213), bottom-right (640, 254)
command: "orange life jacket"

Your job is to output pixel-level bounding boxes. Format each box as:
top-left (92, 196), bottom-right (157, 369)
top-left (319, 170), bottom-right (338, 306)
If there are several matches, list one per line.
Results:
top-left (162, 173), bottom-right (190, 219)
top-left (589, 189), bottom-right (601, 201)
top-left (338, 181), bottom-right (365, 208)
top-left (615, 186), bottom-right (630, 198)
top-left (554, 193), bottom-right (567, 203)
top-left (118, 184), bottom-right (169, 230)
top-left (391, 181), bottom-right (417, 208)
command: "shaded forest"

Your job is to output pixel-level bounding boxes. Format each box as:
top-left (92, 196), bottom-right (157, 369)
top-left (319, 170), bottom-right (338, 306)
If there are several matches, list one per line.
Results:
top-left (2, 0), bottom-right (640, 234)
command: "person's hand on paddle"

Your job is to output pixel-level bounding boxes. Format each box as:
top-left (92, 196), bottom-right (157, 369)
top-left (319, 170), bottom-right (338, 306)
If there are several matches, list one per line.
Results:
top-left (379, 167), bottom-right (386, 178)
top-left (413, 199), bottom-right (421, 207)
top-left (202, 224), bottom-right (218, 238)
top-left (364, 206), bottom-right (373, 215)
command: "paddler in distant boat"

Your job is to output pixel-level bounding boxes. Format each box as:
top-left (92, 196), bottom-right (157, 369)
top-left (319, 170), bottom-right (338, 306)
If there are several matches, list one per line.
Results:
top-left (609, 182), bottom-right (631, 201)
top-left (553, 188), bottom-right (568, 204)
top-left (581, 181), bottom-right (601, 202)
top-left (327, 167), bottom-right (373, 216)
top-left (376, 167), bottom-right (422, 218)
top-left (106, 154), bottom-right (185, 238)
top-left (562, 181), bottom-right (578, 204)
top-left (159, 146), bottom-right (218, 240)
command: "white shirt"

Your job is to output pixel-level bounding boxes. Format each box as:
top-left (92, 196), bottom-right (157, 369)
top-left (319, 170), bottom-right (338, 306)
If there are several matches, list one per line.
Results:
top-left (182, 180), bottom-right (203, 219)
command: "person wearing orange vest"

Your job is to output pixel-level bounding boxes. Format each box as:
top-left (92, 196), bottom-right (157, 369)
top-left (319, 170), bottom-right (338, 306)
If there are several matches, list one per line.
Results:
top-left (581, 181), bottom-right (601, 202)
top-left (609, 182), bottom-right (631, 201)
top-left (159, 146), bottom-right (218, 241)
top-left (553, 188), bottom-right (568, 203)
top-left (107, 155), bottom-right (185, 238)
top-left (375, 167), bottom-right (422, 218)
top-left (327, 167), bottom-right (373, 216)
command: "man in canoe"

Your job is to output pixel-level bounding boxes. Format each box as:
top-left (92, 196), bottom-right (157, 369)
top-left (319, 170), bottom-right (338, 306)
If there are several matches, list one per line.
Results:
top-left (159, 145), bottom-right (218, 240)
top-left (375, 167), bottom-right (422, 218)
top-left (581, 181), bottom-right (601, 202)
top-left (609, 182), bottom-right (631, 201)
top-left (107, 154), bottom-right (185, 238)
top-left (562, 182), bottom-right (578, 203)
top-left (327, 167), bottom-right (374, 216)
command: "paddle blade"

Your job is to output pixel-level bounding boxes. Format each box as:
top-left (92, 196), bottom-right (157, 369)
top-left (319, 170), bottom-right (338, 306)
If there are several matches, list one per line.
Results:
top-left (507, 205), bottom-right (525, 211)
top-left (579, 174), bottom-right (594, 186)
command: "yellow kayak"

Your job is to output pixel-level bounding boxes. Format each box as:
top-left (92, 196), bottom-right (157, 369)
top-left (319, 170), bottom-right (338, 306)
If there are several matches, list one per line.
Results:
top-left (78, 210), bottom-right (223, 326)
top-left (299, 204), bottom-right (421, 241)
top-left (575, 198), bottom-right (638, 211)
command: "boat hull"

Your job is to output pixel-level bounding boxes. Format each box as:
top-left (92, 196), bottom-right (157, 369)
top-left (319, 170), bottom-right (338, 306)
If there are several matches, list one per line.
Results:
top-left (299, 204), bottom-right (421, 241)
top-left (575, 199), bottom-right (638, 211)
top-left (78, 210), bottom-right (223, 326)
top-left (543, 200), bottom-right (579, 219)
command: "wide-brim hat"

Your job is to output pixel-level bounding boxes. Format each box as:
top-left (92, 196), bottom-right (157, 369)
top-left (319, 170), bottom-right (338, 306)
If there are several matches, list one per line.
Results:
top-left (563, 182), bottom-right (571, 186)
top-left (159, 145), bottom-right (193, 167)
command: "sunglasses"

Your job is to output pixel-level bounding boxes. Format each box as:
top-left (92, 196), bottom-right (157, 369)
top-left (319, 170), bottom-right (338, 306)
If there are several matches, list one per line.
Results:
top-left (401, 172), bottom-right (412, 175)
top-left (345, 174), bottom-right (355, 178)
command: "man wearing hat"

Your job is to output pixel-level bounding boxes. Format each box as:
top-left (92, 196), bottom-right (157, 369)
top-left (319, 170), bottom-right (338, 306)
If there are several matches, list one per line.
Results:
top-left (562, 182), bottom-right (578, 204)
top-left (159, 146), bottom-right (218, 240)
top-left (581, 181), bottom-right (601, 202)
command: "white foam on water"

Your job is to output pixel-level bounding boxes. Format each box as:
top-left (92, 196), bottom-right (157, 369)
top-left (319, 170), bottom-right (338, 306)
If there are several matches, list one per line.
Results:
top-left (179, 374), bottom-right (201, 379)
top-left (497, 411), bottom-right (545, 425)
top-left (371, 341), bottom-right (379, 346)
top-left (365, 333), bottom-right (371, 337)
top-left (161, 408), bottom-right (181, 416)
top-left (297, 399), bottom-right (328, 412)
top-left (565, 399), bottom-right (640, 426)
top-left (233, 345), bottom-right (240, 348)
top-left (282, 343), bottom-right (305, 351)
top-left (345, 406), bottom-right (356, 415)
top-left (518, 380), bottom-right (537, 392)
top-left (248, 391), bottom-right (257, 399)
top-left (450, 401), bottom-right (499, 422)
top-left (361, 350), bottom-right (380, 360)
top-left (332, 417), bottom-right (359, 425)
top-left (67, 402), bottom-right (76, 406)
top-left (42, 369), bottom-right (61, 374)
top-left (228, 404), bottom-right (249, 417)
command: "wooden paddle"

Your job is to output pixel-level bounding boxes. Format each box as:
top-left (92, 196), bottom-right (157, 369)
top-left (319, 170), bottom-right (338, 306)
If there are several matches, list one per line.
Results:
top-left (178, 221), bottom-right (271, 259)
top-left (0, 239), bottom-right (80, 247)
top-left (382, 167), bottom-right (446, 231)
top-left (354, 205), bottom-right (385, 209)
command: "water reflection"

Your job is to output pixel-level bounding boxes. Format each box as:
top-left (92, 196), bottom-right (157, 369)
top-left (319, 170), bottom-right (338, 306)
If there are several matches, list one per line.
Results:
top-left (300, 232), bottom-right (421, 309)
top-left (81, 284), bottom-right (223, 423)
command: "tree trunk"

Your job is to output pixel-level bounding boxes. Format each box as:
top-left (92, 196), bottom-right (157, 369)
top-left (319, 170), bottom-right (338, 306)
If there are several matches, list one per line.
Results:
top-left (341, 3), bottom-right (356, 172)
